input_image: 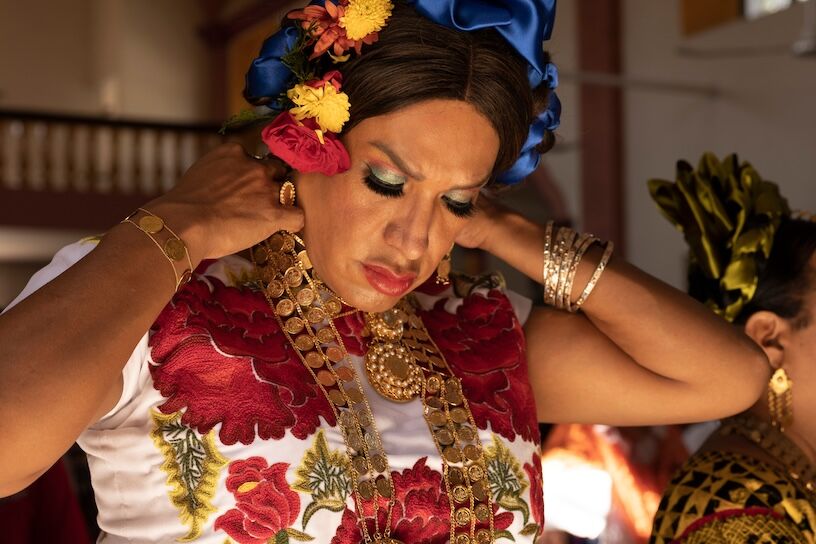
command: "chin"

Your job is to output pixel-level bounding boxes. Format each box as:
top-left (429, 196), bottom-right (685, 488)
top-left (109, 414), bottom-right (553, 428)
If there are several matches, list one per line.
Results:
top-left (336, 283), bottom-right (401, 313)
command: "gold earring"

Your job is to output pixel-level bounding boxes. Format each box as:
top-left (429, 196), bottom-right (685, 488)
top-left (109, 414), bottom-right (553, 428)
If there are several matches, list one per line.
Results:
top-left (768, 367), bottom-right (793, 431)
top-left (279, 180), bottom-right (296, 207)
top-left (436, 249), bottom-right (452, 286)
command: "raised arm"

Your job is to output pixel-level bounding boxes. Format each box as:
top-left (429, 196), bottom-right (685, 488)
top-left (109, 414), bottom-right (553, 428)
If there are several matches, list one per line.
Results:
top-left (458, 202), bottom-right (769, 426)
top-left (0, 144), bottom-right (302, 496)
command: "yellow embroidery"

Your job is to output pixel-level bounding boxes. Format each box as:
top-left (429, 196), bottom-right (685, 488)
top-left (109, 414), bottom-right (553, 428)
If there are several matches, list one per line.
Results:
top-left (293, 430), bottom-right (350, 529)
top-left (151, 409), bottom-right (228, 541)
top-left (484, 434), bottom-right (531, 525)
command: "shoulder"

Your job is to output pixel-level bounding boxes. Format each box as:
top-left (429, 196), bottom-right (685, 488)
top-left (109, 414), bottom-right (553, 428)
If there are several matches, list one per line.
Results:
top-left (651, 450), bottom-right (814, 543)
top-left (3, 237), bottom-right (101, 312)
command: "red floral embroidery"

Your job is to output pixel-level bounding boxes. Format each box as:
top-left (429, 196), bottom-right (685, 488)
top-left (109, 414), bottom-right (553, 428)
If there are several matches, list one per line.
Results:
top-left (334, 308), bottom-right (367, 357)
top-left (215, 458), bottom-right (300, 543)
top-left (331, 458), bottom-right (513, 544)
top-left (149, 277), bottom-right (335, 445)
top-left (524, 453), bottom-right (545, 528)
top-left (419, 290), bottom-right (540, 443)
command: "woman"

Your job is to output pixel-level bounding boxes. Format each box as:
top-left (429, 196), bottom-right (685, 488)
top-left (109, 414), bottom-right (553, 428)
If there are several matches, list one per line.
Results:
top-left (0, 2), bottom-right (767, 543)
top-left (649, 153), bottom-right (816, 543)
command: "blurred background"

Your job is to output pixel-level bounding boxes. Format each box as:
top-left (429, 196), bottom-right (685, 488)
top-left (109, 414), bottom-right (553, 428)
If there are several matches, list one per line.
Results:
top-left (1, 0), bottom-right (815, 542)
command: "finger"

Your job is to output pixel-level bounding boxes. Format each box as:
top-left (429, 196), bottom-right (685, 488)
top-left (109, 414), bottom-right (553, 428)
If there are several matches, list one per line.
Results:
top-left (259, 155), bottom-right (289, 181)
top-left (274, 206), bottom-right (305, 232)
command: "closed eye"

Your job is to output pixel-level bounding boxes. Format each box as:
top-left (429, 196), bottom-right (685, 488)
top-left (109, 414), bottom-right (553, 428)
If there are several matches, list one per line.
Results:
top-left (362, 164), bottom-right (476, 218)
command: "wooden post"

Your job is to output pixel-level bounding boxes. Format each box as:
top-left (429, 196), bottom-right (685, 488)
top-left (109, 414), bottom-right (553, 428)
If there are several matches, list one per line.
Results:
top-left (577, 0), bottom-right (625, 254)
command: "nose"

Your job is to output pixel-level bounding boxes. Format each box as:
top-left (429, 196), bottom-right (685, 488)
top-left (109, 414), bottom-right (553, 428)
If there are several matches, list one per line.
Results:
top-left (383, 195), bottom-right (433, 262)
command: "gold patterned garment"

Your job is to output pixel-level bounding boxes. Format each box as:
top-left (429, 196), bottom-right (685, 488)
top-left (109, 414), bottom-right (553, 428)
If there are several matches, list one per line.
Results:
top-left (650, 450), bottom-right (816, 543)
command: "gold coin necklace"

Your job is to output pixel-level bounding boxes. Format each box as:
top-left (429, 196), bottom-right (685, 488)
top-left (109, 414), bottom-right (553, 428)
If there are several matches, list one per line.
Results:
top-left (253, 231), bottom-right (496, 544)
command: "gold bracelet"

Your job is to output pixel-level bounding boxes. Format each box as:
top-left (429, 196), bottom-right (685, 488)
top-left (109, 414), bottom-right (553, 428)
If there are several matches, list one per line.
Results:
top-left (572, 241), bottom-right (614, 311)
top-left (541, 221), bottom-right (556, 305)
top-left (555, 228), bottom-right (577, 310)
top-left (545, 226), bottom-right (566, 306)
top-left (122, 208), bottom-right (193, 291)
top-left (564, 233), bottom-right (598, 312)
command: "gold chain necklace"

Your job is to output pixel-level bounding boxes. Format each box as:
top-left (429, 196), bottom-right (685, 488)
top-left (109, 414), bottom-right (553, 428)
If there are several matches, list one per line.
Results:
top-left (252, 231), bottom-right (496, 544)
top-left (719, 414), bottom-right (816, 500)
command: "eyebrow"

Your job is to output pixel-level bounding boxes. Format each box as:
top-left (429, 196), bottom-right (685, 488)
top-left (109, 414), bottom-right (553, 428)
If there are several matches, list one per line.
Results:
top-left (369, 140), bottom-right (490, 191)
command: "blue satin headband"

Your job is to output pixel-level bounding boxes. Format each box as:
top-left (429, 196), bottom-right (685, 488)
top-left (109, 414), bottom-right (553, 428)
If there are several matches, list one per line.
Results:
top-left (245, 0), bottom-right (560, 185)
top-left (407, 0), bottom-right (560, 185)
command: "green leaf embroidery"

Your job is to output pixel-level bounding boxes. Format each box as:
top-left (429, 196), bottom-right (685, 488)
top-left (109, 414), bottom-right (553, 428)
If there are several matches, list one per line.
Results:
top-left (495, 529), bottom-right (516, 542)
top-left (484, 435), bottom-right (531, 525)
top-left (293, 430), bottom-right (350, 529)
top-left (285, 528), bottom-right (315, 542)
top-left (519, 523), bottom-right (540, 537)
top-left (150, 410), bottom-right (227, 541)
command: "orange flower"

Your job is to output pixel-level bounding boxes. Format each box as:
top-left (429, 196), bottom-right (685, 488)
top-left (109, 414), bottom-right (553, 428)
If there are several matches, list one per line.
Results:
top-left (288, 0), bottom-right (381, 61)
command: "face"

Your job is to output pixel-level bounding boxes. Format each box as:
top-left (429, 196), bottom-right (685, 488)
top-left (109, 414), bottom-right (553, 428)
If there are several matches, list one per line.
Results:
top-left (295, 99), bottom-right (500, 312)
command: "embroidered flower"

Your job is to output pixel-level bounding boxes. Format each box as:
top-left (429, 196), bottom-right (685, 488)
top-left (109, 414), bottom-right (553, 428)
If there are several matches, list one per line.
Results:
top-left (149, 276), bottom-right (336, 446)
top-left (341, 0), bottom-right (394, 40)
top-left (288, 80), bottom-right (351, 133)
top-left (418, 289), bottom-right (541, 443)
top-left (524, 453), bottom-right (545, 531)
top-left (330, 458), bottom-right (513, 543)
top-left (261, 111), bottom-right (351, 176)
top-left (215, 459), bottom-right (311, 544)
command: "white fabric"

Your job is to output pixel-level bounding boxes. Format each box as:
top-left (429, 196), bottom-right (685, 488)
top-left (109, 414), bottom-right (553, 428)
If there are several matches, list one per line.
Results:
top-left (11, 241), bottom-right (541, 543)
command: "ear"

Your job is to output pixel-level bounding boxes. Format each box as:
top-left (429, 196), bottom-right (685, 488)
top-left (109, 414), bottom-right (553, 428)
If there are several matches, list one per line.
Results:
top-left (743, 311), bottom-right (791, 368)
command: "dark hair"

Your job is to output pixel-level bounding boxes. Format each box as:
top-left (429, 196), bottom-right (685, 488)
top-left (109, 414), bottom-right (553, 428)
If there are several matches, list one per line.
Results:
top-left (310, 2), bottom-right (554, 183)
top-left (689, 217), bottom-right (816, 328)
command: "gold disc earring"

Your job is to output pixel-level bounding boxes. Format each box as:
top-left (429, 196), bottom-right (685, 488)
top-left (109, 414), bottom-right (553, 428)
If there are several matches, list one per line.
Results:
top-left (279, 180), bottom-right (296, 207)
top-left (436, 248), bottom-right (452, 285)
top-left (768, 367), bottom-right (793, 431)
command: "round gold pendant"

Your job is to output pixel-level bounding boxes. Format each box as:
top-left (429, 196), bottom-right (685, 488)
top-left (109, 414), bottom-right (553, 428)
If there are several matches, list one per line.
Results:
top-left (365, 342), bottom-right (423, 402)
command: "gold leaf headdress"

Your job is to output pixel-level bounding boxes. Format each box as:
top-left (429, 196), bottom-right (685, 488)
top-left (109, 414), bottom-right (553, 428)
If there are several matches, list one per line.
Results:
top-left (649, 153), bottom-right (791, 322)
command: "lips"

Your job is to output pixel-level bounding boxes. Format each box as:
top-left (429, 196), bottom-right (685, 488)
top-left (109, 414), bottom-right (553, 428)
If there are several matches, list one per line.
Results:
top-left (362, 263), bottom-right (416, 297)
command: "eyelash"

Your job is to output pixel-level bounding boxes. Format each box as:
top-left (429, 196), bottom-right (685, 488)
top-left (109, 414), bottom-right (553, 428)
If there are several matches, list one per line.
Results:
top-left (363, 171), bottom-right (476, 218)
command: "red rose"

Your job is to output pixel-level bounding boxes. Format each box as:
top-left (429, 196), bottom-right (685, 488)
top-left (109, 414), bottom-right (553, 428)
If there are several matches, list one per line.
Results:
top-left (215, 459), bottom-right (300, 544)
top-left (524, 453), bottom-right (545, 528)
top-left (261, 111), bottom-right (350, 176)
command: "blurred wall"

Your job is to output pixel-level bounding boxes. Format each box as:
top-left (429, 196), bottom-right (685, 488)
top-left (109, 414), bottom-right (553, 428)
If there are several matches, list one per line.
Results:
top-left (541, 0), bottom-right (583, 226)
top-left (0, 0), bottom-right (211, 121)
top-left (624, 0), bottom-right (816, 288)
top-left (2, 0), bottom-right (815, 302)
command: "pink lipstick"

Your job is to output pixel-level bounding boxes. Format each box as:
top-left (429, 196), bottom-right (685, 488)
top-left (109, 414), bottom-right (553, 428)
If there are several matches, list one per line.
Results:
top-left (362, 263), bottom-right (416, 297)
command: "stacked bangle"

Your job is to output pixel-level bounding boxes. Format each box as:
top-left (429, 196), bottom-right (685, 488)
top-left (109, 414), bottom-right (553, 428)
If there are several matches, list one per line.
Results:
top-left (123, 208), bottom-right (193, 291)
top-left (542, 221), bottom-right (613, 312)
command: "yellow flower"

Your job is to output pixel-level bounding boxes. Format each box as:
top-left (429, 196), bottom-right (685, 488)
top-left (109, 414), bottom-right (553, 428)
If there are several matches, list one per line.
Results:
top-left (340, 0), bottom-right (394, 41)
top-left (287, 82), bottom-right (351, 134)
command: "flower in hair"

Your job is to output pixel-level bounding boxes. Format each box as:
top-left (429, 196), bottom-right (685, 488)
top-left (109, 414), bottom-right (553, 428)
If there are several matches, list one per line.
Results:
top-left (261, 112), bottom-right (351, 176)
top-left (341, 0), bottom-right (394, 40)
top-left (288, 0), bottom-right (387, 61)
top-left (287, 72), bottom-right (351, 133)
